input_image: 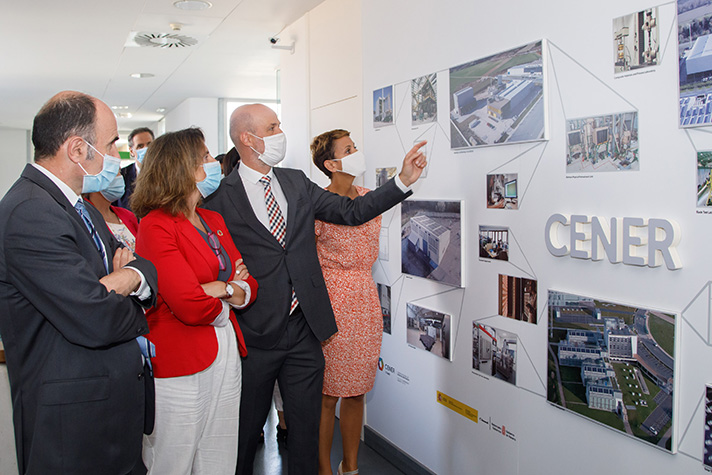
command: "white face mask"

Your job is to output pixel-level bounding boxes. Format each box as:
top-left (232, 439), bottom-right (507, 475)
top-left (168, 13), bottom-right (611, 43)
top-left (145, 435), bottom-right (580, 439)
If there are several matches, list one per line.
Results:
top-left (333, 150), bottom-right (366, 177)
top-left (249, 132), bottom-right (287, 167)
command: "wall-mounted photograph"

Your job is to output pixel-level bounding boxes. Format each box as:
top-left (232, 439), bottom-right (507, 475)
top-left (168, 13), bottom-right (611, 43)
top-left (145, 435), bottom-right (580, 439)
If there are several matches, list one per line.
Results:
top-left (498, 274), bottom-right (537, 324)
top-left (412, 73), bottom-right (438, 126)
top-left (486, 173), bottom-right (519, 209)
top-left (373, 85), bottom-right (394, 127)
top-left (376, 166), bottom-right (397, 187)
top-left (406, 302), bottom-right (452, 360)
top-left (472, 323), bottom-right (517, 385)
top-left (613, 8), bottom-right (659, 74)
top-left (565, 112), bottom-right (639, 173)
top-left (478, 225), bottom-right (509, 261)
top-left (449, 40), bottom-right (546, 148)
top-left (697, 151), bottom-right (712, 207)
top-left (678, 0), bottom-right (712, 127)
top-left (401, 200), bottom-right (463, 287)
top-left (547, 290), bottom-right (677, 452)
top-left (378, 283), bottom-right (392, 334)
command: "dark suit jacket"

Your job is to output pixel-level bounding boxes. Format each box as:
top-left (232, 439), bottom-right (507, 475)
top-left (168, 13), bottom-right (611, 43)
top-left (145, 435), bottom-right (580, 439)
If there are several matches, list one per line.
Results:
top-left (0, 164), bottom-right (157, 474)
top-left (203, 164), bottom-right (409, 349)
top-left (113, 162), bottom-right (137, 211)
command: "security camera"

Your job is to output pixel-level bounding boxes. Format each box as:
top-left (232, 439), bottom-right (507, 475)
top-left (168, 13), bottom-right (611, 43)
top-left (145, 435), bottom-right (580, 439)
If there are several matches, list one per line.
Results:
top-left (269, 37), bottom-right (279, 45)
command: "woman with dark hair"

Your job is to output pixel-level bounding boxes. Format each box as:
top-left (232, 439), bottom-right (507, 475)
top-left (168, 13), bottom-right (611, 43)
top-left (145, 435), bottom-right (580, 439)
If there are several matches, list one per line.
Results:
top-left (132, 127), bottom-right (258, 474)
top-left (311, 129), bottom-right (409, 475)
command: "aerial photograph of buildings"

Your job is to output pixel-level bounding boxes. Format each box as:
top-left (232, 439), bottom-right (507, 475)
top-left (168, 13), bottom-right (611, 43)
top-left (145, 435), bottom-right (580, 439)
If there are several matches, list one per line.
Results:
top-left (449, 40), bottom-right (545, 148)
top-left (373, 85), bottom-right (394, 127)
top-left (498, 274), bottom-right (537, 324)
top-left (697, 151), bottom-right (712, 207)
top-left (565, 112), bottom-right (639, 173)
top-left (486, 173), bottom-right (518, 209)
top-left (401, 200), bottom-right (462, 287)
top-left (472, 323), bottom-right (517, 386)
top-left (613, 8), bottom-right (659, 74)
top-left (547, 290), bottom-right (676, 452)
top-left (478, 225), bottom-right (509, 261)
top-left (406, 302), bottom-right (451, 361)
top-left (678, 0), bottom-right (712, 127)
top-left (412, 73), bottom-right (438, 126)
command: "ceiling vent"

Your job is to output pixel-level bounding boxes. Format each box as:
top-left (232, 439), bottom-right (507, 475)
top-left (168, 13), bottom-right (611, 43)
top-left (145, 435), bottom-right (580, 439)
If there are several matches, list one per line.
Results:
top-left (134, 32), bottom-right (198, 48)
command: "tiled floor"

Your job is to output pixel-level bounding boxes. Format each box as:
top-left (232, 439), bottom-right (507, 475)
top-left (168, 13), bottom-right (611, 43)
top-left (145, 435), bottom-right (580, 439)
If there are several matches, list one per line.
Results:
top-left (253, 407), bottom-right (405, 475)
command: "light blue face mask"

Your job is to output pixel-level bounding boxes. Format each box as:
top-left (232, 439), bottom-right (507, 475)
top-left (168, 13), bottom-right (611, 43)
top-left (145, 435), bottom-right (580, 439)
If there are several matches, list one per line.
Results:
top-left (196, 161), bottom-right (222, 198)
top-left (100, 174), bottom-right (125, 202)
top-left (135, 147), bottom-right (147, 165)
top-left (80, 141), bottom-right (122, 194)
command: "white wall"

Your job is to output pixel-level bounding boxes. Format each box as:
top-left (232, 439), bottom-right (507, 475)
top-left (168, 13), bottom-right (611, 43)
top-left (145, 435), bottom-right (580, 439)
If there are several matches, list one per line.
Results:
top-left (163, 97), bottom-right (219, 155)
top-left (0, 365), bottom-right (17, 474)
top-left (0, 128), bottom-right (30, 197)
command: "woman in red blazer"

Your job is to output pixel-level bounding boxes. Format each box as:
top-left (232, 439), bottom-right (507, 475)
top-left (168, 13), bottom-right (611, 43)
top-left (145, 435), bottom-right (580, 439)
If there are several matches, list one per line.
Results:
top-left (132, 128), bottom-right (258, 474)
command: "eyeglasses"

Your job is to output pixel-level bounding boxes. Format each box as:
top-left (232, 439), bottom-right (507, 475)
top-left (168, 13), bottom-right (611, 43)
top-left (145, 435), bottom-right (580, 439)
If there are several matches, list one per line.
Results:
top-left (207, 232), bottom-right (226, 271)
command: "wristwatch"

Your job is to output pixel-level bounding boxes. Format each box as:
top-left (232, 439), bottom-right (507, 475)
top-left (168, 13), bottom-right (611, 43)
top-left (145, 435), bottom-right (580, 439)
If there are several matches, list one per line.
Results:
top-left (225, 282), bottom-right (234, 298)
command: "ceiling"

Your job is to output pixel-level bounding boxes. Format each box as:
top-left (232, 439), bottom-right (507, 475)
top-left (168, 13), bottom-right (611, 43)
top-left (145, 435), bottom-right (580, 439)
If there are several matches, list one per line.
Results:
top-left (0, 0), bottom-right (324, 135)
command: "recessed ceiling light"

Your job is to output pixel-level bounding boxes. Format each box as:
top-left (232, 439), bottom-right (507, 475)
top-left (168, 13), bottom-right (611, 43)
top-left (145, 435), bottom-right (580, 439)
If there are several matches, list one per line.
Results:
top-left (111, 105), bottom-right (129, 110)
top-left (117, 112), bottom-right (133, 119)
top-left (173, 0), bottom-right (212, 11)
top-left (156, 108), bottom-right (167, 113)
top-left (130, 72), bottom-right (155, 79)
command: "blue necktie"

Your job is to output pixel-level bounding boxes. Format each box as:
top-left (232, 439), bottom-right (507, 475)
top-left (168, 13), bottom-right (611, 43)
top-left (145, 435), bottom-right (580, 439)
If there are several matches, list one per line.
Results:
top-left (74, 200), bottom-right (108, 273)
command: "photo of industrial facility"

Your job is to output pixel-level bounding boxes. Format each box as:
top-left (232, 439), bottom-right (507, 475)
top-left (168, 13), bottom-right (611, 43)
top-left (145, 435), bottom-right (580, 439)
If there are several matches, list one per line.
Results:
top-left (376, 166), bottom-right (397, 187)
top-left (486, 173), bottom-right (519, 209)
top-left (406, 302), bottom-right (452, 361)
top-left (479, 225), bottom-right (509, 261)
top-left (613, 8), bottom-right (659, 74)
top-left (412, 73), bottom-right (437, 126)
top-left (472, 323), bottom-right (517, 385)
top-left (498, 274), bottom-right (537, 324)
top-left (678, 0), bottom-right (712, 127)
top-left (704, 385), bottom-right (712, 469)
top-left (401, 200), bottom-right (462, 287)
top-left (373, 85), bottom-right (394, 127)
top-left (697, 151), bottom-right (712, 207)
top-left (378, 283), bottom-right (392, 334)
top-left (547, 290), bottom-right (676, 452)
top-left (449, 41), bottom-right (545, 148)
top-left (565, 112), bottom-right (639, 173)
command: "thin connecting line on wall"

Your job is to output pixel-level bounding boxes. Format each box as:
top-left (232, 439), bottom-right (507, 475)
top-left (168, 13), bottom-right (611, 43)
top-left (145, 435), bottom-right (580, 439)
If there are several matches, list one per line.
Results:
top-left (658, 1), bottom-right (678, 66)
top-left (684, 128), bottom-right (712, 155)
top-left (488, 142), bottom-right (543, 174)
top-left (680, 281), bottom-right (712, 347)
top-left (548, 41), bottom-right (639, 120)
top-left (507, 230), bottom-right (537, 280)
top-left (518, 141), bottom-right (548, 210)
top-left (374, 258), bottom-right (393, 286)
top-left (519, 340), bottom-right (547, 393)
top-left (472, 314), bottom-right (501, 323)
top-left (676, 390), bottom-right (705, 461)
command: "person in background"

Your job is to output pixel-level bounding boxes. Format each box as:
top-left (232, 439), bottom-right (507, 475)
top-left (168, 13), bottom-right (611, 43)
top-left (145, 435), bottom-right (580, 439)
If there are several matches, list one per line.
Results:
top-left (132, 127), bottom-right (258, 474)
top-left (85, 171), bottom-right (139, 251)
top-left (115, 127), bottom-right (154, 210)
top-left (0, 90), bottom-right (157, 474)
top-left (311, 129), bottom-right (384, 475)
top-left (203, 103), bottom-right (426, 475)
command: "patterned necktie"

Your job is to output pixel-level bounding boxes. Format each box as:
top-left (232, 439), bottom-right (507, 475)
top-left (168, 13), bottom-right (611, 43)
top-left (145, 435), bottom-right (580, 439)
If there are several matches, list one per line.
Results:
top-left (259, 176), bottom-right (298, 313)
top-left (74, 200), bottom-right (108, 273)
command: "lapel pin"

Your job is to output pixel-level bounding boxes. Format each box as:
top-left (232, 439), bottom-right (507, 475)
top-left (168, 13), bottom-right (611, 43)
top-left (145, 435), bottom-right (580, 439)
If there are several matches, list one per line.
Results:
top-left (217, 230), bottom-right (224, 236)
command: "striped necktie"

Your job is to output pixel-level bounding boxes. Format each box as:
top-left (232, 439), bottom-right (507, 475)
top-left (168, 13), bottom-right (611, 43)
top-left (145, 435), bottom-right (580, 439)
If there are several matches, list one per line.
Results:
top-left (74, 200), bottom-right (108, 273)
top-left (259, 176), bottom-right (298, 313)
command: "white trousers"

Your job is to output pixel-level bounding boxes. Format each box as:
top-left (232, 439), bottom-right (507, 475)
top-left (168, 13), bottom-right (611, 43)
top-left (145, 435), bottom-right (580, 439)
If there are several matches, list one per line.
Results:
top-left (143, 323), bottom-right (241, 475)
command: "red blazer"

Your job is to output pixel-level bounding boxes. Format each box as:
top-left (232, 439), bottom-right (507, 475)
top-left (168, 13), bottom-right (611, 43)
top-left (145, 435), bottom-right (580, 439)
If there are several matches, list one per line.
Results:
top-left (135, 207), bottom-right (258, 378)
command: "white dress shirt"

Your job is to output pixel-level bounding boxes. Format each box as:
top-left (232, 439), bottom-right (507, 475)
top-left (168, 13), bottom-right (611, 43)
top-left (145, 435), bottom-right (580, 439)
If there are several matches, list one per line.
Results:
top-left (238, 162), bottom-right (289, 230)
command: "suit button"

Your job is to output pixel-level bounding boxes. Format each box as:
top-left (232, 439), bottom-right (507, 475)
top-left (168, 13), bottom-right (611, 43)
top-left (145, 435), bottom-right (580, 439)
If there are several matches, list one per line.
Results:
top-left (138, 372), bottom-right (144, 381)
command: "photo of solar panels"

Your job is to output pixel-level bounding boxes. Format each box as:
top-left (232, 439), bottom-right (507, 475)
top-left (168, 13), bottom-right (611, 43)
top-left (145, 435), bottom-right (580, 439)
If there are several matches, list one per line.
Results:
top-left (449, 40), bottom-right (545, 148)
top-left (678, 0), bottom-right (712, 127)
top-left (547, 290), bottom-right (676, 452)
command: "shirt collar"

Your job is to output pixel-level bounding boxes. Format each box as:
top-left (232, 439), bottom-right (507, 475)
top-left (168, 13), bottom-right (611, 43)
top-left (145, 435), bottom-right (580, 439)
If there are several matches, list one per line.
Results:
top-left (31, 162), bottom-right (80, 206)
top-left (238, 160), bottom-right (274, 185)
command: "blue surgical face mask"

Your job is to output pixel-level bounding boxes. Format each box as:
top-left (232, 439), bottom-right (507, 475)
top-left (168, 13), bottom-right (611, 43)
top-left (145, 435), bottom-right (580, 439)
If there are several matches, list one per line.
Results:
top-left (80, 141), bottom-right (122, 194)
top-left (135, 147), bottom-right (147, 165)
top-left (100, 174), bottom-right (125, 202)
top-left (196, 161), bottom-right (222, 198)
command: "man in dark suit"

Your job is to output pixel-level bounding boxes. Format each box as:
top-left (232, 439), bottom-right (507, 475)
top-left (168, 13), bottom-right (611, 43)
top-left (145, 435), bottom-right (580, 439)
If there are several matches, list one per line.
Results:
top-left (0, 91), bottom-right (158, 474)
top-left (114, 127), bottom-right (154, 210)
top-left (204, 104), bottom-right (426, 475)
